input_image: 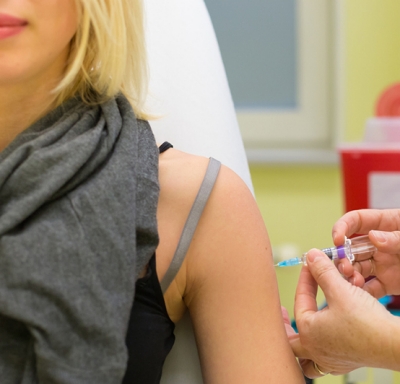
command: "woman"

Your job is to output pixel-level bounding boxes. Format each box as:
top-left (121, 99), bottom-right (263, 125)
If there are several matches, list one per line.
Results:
top-left (0, 1), bottom-right (304, 383)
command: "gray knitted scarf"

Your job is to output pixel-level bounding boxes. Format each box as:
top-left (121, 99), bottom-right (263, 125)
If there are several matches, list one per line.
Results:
top-left (0, 94), bottom-right (159, 383)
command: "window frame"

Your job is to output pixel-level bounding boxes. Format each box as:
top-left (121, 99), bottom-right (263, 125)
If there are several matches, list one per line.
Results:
top-left (235, 0), bottom-right (344, 164)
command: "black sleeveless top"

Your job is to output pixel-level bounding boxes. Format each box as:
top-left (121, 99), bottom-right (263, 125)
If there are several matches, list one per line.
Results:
top-left (122, 142), bottom-right (175, 384)
top-left (123, 254), bottom-right (175, 383)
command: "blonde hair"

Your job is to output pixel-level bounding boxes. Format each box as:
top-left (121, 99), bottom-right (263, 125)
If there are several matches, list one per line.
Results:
top-left (56, 0), bottom-right (148, 118)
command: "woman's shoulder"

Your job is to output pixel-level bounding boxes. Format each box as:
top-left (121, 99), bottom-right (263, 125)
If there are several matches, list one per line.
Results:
top-left (158, 147), bottom-right (210, 196)
top-left (158, 147), bottom-right (251, 204)
top-left (157, 147), bottom-right (253, 252)
top-left (156, 147), bottom-right (256, 320)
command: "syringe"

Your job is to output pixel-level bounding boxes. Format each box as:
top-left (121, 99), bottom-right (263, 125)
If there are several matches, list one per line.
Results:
top-left (274, 235), bottom-right (376, 267)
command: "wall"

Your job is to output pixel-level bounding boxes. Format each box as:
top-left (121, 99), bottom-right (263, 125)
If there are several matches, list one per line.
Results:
top-left (250, 1), bottom-right (400, 383)
top-left (250, 165), bottom-right (342, 315)
top-left (345, 0), bottom-right (400, 142)
top-left (251, 165), bottom-right (343, 384)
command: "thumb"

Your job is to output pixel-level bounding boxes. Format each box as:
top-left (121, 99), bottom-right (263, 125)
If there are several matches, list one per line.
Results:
top-left (288, 333), bottom-right (313, 360)
top-left (306, 248), bottom-right (344, 301)
top-left (294, 249), bottom-right (331, 321)
top-left (370, 230), bottom-right (400, 254)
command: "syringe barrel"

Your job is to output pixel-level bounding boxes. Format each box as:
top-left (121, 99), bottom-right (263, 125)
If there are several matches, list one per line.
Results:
top-left (321, 235), bottom-right (376, 263)
top-left (301, 235), bottom-right (376, 267)
top-left (347, 235), bottom-right (376, 259)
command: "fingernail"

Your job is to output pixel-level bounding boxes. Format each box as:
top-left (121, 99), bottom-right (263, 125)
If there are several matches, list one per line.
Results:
top-left (371, 230), bottom-right (387, 244)
top-left (332, 232), bottom-right (337, 243)
top-left (338, 263), bottom-right (344, 274)
top-left (349, 277), bottom-right (355, 285)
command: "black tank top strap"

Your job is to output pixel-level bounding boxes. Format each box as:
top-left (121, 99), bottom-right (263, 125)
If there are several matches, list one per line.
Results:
top-left (159, 141), bottom-right (173, 153)
top-left (160, 157), bottom-right (221, 293)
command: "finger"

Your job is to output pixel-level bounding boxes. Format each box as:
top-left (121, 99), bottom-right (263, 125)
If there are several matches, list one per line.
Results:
top-left (370, 230), bottom-right (400, 254)
top-left (347, 270), bottom-right (366, 287)
top-left (335, 257), bottom-right (354, 277)
top-left (303, 249), bottom-right (345, 303)
top-left (288, 334), bottom-right (312, 359)
top-left (355, 259), bottom-right (376, 278)
top-left (363, 277), bottom-right (388, 299)
top-left (299, 359), bottom-right (316, 379)
top-left (335, 259), bottom-right (365, 287)
top-left (300, 359), bottom-right (329, 379)
top-left (332, 209), bottom-right (400, 245)
top-left (281, 306), bottom-right (290, 324)
top-left (301, 359), bottom-right (352, 378)
top-left (332, 210), bottom-right (369, 245)
top-left (294, 255), bottom-right (319, 321)
top-left (281, 306), bottom-right (299, 339)
top-left (346, 271), bottom-right (365, 288)
top-left (284, 322), bottom-right (298, 340)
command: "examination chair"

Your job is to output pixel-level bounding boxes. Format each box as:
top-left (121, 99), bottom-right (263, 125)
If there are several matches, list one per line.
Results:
top-left (144, 1), bottom-right (253, 382)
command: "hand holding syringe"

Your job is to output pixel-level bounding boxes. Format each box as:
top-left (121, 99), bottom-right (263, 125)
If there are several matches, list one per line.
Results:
top-left (274, 235), bottom-right (376, 267)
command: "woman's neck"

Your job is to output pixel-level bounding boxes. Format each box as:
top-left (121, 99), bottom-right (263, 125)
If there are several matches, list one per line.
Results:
top-left (0, 45), bottom-right (70, 151)
top-left (0, 80), bottom-right (57, 152)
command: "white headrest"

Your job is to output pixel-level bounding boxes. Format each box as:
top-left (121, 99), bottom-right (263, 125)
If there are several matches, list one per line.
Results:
top-left (144, 0), bottom-right (253, 192)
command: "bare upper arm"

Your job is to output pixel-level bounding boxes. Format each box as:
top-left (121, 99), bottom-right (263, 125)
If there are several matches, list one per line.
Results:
top-left (157, 150), bottom-right (304, 382)
top-left (156, 149), bottom-right (211, 322)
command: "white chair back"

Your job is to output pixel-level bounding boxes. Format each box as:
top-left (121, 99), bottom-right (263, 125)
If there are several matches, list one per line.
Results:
top-left (144, 1), bottom-right (254, 382)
